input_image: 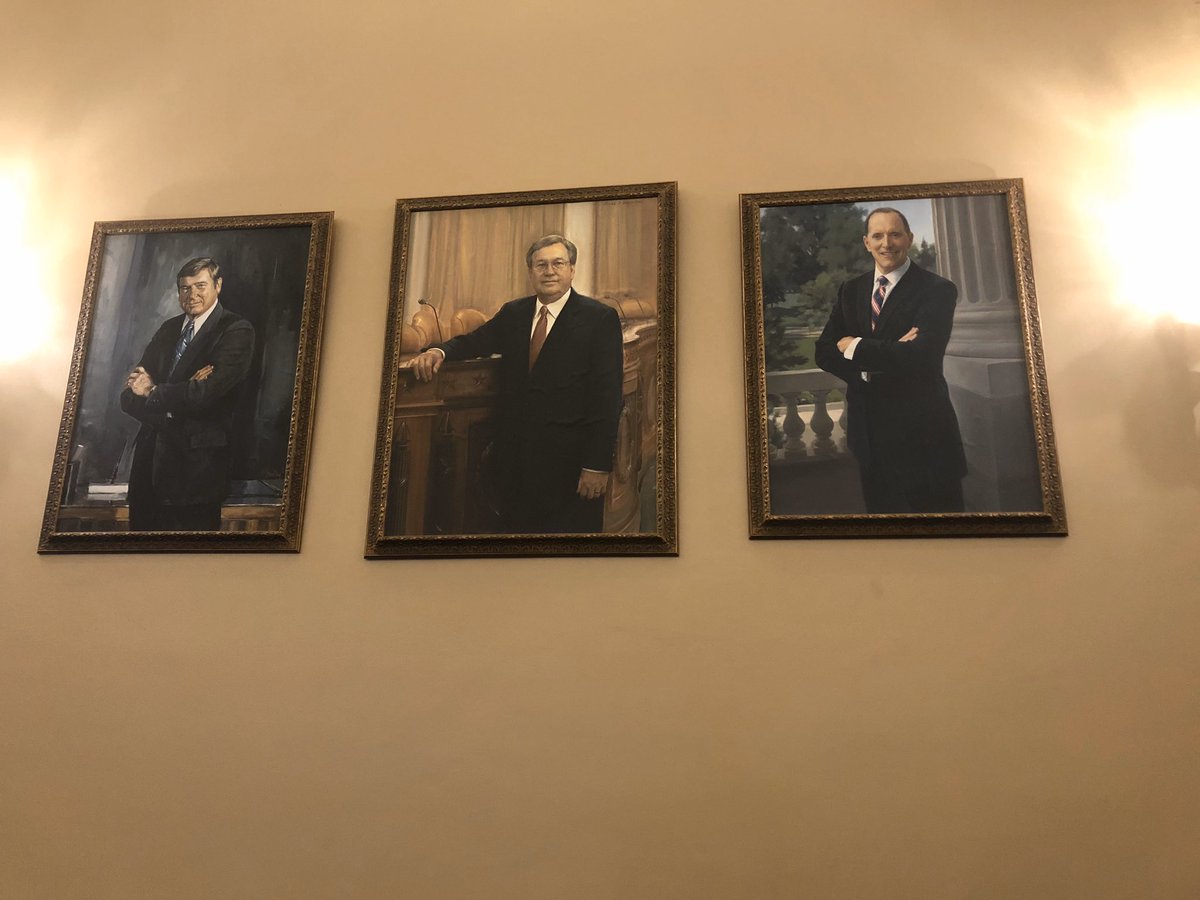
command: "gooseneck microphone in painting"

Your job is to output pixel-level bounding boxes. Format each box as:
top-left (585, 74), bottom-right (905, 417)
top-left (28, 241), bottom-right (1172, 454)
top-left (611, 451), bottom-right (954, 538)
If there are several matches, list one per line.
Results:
top-left (365, 182), bottom-right (678, 558)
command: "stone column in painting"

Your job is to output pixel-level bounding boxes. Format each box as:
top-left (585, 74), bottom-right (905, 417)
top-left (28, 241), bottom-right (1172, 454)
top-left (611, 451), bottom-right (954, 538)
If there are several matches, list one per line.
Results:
top-left (934, 194), bottom-right (1042, 512)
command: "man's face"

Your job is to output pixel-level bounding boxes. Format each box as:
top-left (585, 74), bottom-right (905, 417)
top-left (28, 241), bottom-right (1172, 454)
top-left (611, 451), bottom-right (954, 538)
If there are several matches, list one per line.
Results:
top-left (863, 212), bottom-right (914, 274)
top-left (177, 270), bottom-right (222, 318)
top-left (528, 243), bottom-right (575, 302)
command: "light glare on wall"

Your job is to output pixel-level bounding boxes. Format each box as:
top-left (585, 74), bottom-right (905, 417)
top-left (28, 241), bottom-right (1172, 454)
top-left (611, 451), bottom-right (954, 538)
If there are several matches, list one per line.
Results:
top-left (0, 165), bottom-right (52, 365)
top-left (1112, 108), bottom-right (1200, 325)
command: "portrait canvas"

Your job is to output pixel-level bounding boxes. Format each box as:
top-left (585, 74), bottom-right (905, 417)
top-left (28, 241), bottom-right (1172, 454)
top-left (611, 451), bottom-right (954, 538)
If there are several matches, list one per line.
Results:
top-left (366, 182), bottom-right (677, 557)
top-left (39, 212), bottom-right (333, 552)
top-left (741, 179), bottom-right (1066, 538)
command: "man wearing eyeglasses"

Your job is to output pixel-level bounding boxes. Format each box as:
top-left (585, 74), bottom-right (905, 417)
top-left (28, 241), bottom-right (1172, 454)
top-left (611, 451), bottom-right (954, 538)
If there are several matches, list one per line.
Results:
top-left (120, 257), bottom-right (255, 531)
top-left (408, 234), bottom-right (624, 533)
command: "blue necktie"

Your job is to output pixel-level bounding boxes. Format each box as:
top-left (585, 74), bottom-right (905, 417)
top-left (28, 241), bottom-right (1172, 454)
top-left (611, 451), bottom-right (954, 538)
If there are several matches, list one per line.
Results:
top-left (173, 318), bottom-right (194, 369)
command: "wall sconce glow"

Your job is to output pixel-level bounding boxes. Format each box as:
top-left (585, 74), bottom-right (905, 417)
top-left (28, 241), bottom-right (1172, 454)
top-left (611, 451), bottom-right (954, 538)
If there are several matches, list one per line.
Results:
top-left (1110, 108), bottom-right (1200, 325)
top-left (0, 165), bottom-right (53, 365)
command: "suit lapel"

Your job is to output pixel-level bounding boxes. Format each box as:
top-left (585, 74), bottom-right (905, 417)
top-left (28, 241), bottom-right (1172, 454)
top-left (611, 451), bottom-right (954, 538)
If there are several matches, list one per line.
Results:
top-left (151, 315), bottom-right (185, 380)
top-left (856, 274), bottom-right (875, 335)
top-left (530, 293), bottom-right (580, 374)
top-left (510, 296), bottom-right (537, 372)
top-left (171, 304), bottom-right (224, 379)
top-left (874, 265), bottom-right (922, 337)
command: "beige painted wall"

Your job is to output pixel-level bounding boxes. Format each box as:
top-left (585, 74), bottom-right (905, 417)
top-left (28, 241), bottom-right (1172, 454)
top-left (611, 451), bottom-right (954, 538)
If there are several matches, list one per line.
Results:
top-left (3, 0), bottom-right (1199, 897)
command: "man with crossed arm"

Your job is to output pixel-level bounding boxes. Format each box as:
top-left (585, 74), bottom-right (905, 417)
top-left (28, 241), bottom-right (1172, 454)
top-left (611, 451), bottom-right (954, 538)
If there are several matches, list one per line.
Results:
top-left (815, 208), bottom-right (966, 513)
top-left (120, 257), bottom-right (255, 531)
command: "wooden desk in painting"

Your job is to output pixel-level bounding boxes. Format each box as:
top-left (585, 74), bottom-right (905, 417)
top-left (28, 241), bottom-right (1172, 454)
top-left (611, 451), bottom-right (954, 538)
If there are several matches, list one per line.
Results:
top-left (55, 502), bottom-right (283, 533)
top-left (385, 321), bottom-right (658, 537)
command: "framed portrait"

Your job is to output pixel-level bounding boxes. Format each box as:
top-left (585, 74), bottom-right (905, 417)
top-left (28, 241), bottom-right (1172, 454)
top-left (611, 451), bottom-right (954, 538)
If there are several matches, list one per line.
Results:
top-left (741, 179), bottom-right (1066, 538)
top-left (365, 182), bottom-right (677, 557)
top-left (39, 211), bottom-right (333, 552)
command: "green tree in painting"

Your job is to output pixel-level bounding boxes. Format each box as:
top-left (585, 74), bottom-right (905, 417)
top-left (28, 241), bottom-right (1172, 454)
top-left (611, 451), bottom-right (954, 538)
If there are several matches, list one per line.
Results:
top-left (911, 237), bottom-right (937, 271)
top-left (759, 204), bottom-right (939, 372)
top-left (759, 203), bottom-right (866, 370)
top-left (760, 208), bottom-right (817, 370)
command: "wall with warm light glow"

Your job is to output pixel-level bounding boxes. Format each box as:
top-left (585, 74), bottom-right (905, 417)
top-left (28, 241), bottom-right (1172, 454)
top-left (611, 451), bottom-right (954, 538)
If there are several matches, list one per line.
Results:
top-left (1109, 109), bottom-right (1200, 323)
top-left (0, 167), bottom-right (53, 364)
top-left (3, 1), bottom-right (1199, 898)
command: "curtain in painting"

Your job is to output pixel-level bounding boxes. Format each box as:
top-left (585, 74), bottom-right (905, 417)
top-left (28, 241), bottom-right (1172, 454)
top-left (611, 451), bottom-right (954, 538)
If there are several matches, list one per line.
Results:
top-left (591, 197), bottom-right (658, 308)
top-left (422, 205), bottom-right (566, 319)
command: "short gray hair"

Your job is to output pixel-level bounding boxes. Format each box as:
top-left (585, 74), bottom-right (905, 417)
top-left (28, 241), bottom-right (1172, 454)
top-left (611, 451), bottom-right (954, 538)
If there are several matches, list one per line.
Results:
top-left (525, 234), bottom-right (577, 268)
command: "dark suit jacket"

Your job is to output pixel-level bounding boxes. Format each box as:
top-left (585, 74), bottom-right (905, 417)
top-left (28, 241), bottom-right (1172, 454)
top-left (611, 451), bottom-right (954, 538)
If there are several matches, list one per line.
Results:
top-left (120, 303), bottom-right (255, 506)
top-left (434, 291), bottom-right (623, 530)
top-left (815, 263), bottom-right (966, 482)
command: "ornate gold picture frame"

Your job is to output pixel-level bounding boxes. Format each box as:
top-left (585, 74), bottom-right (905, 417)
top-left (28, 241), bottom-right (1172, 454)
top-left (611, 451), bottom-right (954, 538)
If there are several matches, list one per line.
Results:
top-left (741, 179), bottom-right (1066, 538)
top-left (39, 212), bottom-right (333, 552)
top-left (366, 182), bottom-right (677, 557)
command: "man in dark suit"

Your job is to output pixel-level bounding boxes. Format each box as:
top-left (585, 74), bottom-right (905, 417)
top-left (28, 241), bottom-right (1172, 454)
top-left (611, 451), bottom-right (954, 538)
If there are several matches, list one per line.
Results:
top-left (120, 257), bottom-right (255, 531)
top-left (408, 234), bottom-right (624, 533)
top-left (815, 208), bottom-right (966, 513)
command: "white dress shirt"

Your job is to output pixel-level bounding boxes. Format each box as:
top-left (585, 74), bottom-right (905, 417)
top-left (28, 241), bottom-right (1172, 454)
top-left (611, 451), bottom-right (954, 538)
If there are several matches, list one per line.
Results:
top-left (843, 257), bottom-right (912, 361)
top-left (530, 288), bottom-right (571, 337)
top-left (183, 301), bottom-right (218, 339)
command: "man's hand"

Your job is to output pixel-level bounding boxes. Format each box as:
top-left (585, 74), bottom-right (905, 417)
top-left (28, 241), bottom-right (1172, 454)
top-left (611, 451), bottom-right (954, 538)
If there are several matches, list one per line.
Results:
top-left (126, 366), bottom-right (155, 397)
top-left (404, 349), bottom-right (444, 382)
top-left (836, 336), bottom-right (856, 353)
top-left (898, 327), bottom-right (919, 342)
top-left (191, 364), bottom-right (214, 381)
top-left (577, 469), bottom-right (609, 501)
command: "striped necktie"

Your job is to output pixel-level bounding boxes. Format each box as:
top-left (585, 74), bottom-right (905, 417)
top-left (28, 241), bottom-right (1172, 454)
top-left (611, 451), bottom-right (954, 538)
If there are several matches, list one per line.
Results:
top-left (173, 318), bottom-right (194, 369)
top-left (870, 276), bottom-right (888, 332)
